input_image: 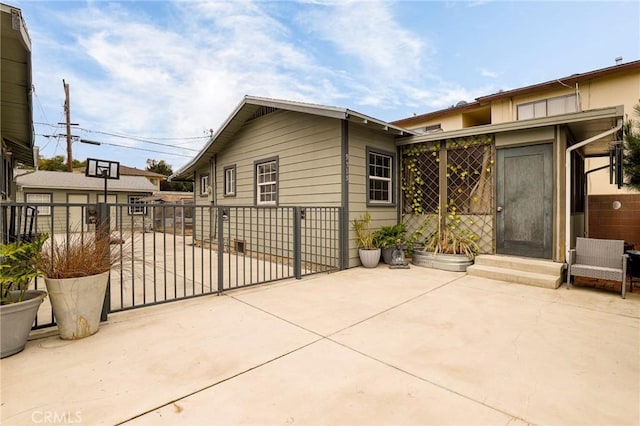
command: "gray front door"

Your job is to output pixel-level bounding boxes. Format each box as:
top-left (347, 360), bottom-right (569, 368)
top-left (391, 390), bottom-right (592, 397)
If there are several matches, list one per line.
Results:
top-left (497, 144), bottom-right (553, 258)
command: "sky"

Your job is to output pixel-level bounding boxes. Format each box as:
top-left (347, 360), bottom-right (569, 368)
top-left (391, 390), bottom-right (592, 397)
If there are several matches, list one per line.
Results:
top-left (13, 0), bottom-right (640, 171)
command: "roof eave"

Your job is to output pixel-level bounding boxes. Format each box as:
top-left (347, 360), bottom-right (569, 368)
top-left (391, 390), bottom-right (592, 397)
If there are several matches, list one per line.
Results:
top-left (396, 106), bottom-right (624, 146)
top-left (477, 60), bottom-right (640, 103)
top-left (172, 96), bottom-right (416, 180)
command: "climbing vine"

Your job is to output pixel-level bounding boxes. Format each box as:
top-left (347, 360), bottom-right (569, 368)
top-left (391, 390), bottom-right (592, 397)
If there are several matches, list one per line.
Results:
top-left (401, 134), bottom-right (495, 254)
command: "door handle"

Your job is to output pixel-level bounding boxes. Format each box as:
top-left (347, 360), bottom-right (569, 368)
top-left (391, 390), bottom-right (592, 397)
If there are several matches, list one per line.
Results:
top-left (497, 206), bottom-right (503, 212)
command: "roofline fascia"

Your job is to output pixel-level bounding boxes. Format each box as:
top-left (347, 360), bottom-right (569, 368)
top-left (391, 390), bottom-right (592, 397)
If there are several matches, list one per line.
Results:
top-left (1, 4), bottom-right (31, 51)
top-left (392, 60), bottom-right (639, 126)
top-left (172, 96), bottom-right (250, 180)
top-left (172, 96), bottom-right (416, 180)
top-left (396, 106), bottom-right (624, 146)
top-left (476, 60), bottom-right (640, 103)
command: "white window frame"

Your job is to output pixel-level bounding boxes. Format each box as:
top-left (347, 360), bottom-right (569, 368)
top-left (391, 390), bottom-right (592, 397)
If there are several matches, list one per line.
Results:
top-left (128, 195), bottom-right (147, 215)
top-left (517, 94), bottom-right (578, 120)
top-left (25, 193), bottom-right (51, 215)
top-left (224, 165), bottom-right (236, 197)
top-left (367, 149), bottom-right (394, 205)
top-left (255, 158), bottom-right (277, 205)
top-left (200, 174), bottom-right (210, 197)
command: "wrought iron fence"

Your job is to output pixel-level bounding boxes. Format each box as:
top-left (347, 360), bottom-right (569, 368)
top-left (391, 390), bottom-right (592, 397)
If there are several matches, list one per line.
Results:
top-left (1, 203), bottom-right (341, 330)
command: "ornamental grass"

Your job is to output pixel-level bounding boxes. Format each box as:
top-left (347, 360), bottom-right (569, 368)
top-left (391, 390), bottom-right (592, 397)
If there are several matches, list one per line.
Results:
top-left (37, 231), bottom-right (124, 279)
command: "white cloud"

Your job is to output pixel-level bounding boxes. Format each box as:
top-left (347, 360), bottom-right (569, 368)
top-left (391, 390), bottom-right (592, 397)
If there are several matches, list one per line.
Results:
top-left (27, 0), bottom-right (496, 168)
top-left (480, 68), bottom-right (499, 78)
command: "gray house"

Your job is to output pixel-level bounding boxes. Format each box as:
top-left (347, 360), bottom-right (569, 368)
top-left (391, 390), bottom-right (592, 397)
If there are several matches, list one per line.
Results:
top-left (15, 170), bottom-right (156, 234)
top-left (172, 96), bottom-right (417, 267)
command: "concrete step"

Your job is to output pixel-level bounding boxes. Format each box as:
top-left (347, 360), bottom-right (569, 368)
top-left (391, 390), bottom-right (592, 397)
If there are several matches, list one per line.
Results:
top-left (473, 255), bottom-right (564, 275)
top-left (467, 264), bottom-right (562, 289)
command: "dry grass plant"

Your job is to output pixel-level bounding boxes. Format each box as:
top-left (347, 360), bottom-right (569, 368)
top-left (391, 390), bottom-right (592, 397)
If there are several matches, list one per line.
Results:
top-left (38, 231), bottom-right (127, 279)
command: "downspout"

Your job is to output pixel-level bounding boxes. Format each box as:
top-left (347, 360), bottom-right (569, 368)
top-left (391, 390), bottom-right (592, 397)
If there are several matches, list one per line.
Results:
top-left (564, 119), bottom-right (622, 262)
top-left (583, 164), bottom-right (610, 238)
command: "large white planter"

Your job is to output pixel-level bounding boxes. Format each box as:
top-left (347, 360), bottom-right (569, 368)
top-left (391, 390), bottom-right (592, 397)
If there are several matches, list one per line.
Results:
top-left (359, 248), bottom-right (381, 268)
top-left (0, 290), bottom-right (47, 358)
top-left (45, 271), bottom-right (109, 340)
top-left (412, 250), bottom-right (473, 272)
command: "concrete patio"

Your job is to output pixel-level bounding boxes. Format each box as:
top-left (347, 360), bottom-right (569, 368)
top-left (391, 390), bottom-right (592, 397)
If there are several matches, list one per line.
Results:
top-left (1, 266), bottom-right (639, 425)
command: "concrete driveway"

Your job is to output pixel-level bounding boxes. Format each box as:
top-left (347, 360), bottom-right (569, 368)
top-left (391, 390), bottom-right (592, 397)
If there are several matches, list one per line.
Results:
top-left (1, 266), bottom-right (639, 425)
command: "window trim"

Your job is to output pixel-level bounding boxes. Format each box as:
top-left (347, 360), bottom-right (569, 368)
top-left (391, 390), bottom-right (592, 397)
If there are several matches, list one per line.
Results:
top-left (25, 192), bottom-right (52, 216)
top-left (366, 147), bottom-right (396, 207)
top-left (254, 156), bottom-right (279, 206)
top-left (199, 173), bottom-right (210, 197)
top-left (128, 195), bottom-right (147, 215)
top-left (517, 93), bottom-right (578, 120)
top-left (223, 165), bottom-right (236, 197)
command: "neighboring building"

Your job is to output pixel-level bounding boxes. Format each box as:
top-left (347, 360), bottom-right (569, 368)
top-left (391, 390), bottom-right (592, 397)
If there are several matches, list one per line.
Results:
top-left (15, 170), bottom-right (156, 233)
top-left (139, 191), bottom-right (194, 234)
top-left (172, 96), bottom-right (417, 267)
top-left (72, 165), bottom-right (165, 190)
top-left (1, 3), bottom-right (33, 201)
top-left (393, 60), bottom-right (639, 263)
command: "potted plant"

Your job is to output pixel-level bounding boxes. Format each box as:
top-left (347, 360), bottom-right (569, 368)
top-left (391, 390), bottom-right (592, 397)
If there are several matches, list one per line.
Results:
top-left (352, 212), bottom-right (380, 268)
top-left (0, 234), bottom-right (48, 358)
top-left (37, 232), bottom-right (117, 340)
top-left (373, 223), bottom-right (407, 264)
top-left (412, 210), bottom-right (479, 272)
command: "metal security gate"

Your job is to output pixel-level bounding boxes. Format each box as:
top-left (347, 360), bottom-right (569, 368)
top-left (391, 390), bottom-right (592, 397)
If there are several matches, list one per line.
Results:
top-left (1, 203), bottom-right (342, 330)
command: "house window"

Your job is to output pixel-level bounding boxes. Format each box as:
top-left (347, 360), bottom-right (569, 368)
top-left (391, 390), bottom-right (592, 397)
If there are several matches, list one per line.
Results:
top-left (25, 193), bottom-right (51, 215)
top-left (224, 165), bottom-right (236, 197)
top-left (128, 195), bottom-right (147, 215)
top-left (200, 174), bottom-right (209, 197)
top-left (367, 148), bottom-right (394, 205)
top-left (255, 157), bottom-right (278, 205)
top-left (517, 94), bottom-right (578, 120)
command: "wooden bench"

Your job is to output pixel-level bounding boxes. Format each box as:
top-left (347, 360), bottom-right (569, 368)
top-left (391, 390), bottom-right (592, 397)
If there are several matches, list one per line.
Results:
top-left (567, 237), bottom-right (628, 298)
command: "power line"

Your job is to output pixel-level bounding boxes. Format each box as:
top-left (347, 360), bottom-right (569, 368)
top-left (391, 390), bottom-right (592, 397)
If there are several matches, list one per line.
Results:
top-left (83, 141), bottom-right (193, 158)
top-left (78, 128), bottom-right (201, 152)
top-left (36, 134), bottom-right (193, 158)
top-left (34, 121), bottom-right (208, 142)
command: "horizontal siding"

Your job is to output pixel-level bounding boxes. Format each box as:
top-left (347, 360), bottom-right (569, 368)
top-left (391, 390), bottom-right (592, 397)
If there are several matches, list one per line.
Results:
top-left (215, 110), bottom-right (342, 207)
top-left (347, 124), bottom-right (399, 267)
top-left (17, 189), bottom-right (151, 235)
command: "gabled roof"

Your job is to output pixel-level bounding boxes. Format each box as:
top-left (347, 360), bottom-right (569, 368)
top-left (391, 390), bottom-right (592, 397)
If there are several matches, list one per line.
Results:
top-left (172, 96), bottom-right (416, 179)
top-left (72, 165), bottom-right (165, 178)
top-left (118, 165), bottom-right (165, 178)
top-left (16, 170), bottom-right (157, 192)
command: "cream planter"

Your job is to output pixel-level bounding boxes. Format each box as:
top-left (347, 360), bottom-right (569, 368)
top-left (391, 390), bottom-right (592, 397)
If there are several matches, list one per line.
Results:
top-left (359, 248), bottom-right (381, 268)
top-left (45, 271), bottom-right (109, 340)
top-left (1, 290), bottom-right (47, 358)
top-left (412, 250), bottom-right (473, 272)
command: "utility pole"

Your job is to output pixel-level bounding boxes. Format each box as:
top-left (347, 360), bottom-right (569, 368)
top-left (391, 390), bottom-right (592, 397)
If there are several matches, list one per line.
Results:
top-left (63, 79), bottom-right (72, 172)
